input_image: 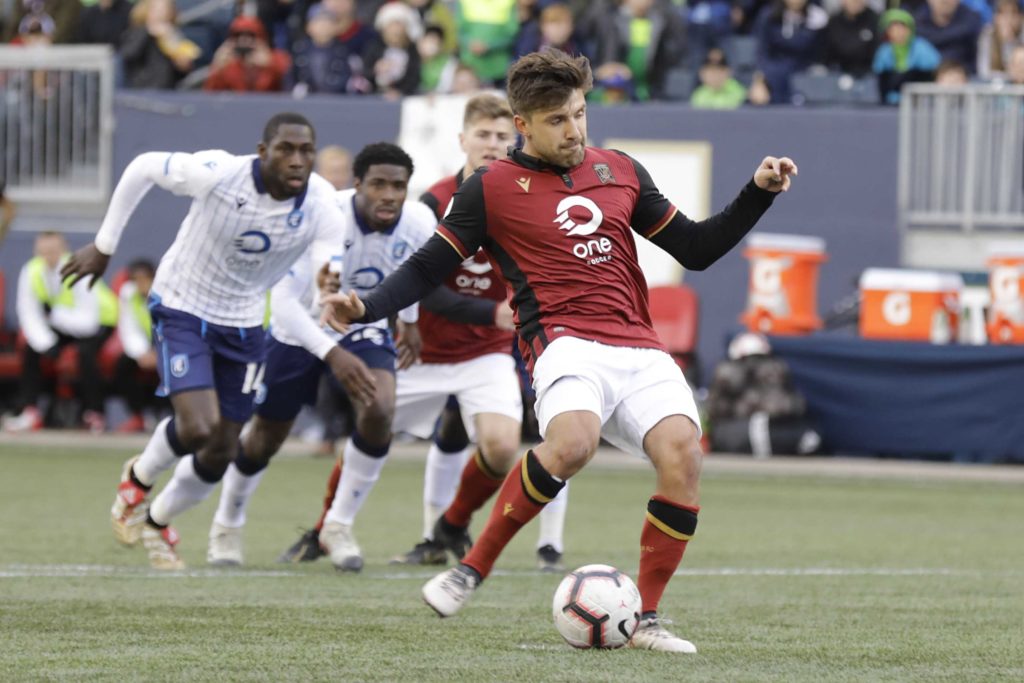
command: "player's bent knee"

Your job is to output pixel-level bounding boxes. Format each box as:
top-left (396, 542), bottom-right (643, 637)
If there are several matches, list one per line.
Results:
top-left (174, 414), bottom-right (217, 451)
top-left (477, 435), bottom-right (519, 471)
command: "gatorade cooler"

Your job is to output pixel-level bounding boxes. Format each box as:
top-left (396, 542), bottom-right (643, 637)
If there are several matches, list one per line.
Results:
top-left (859, 268), bottom-right (963, 343)
top-left (741, 233), bottom-right (826, 335)
top-left (986, 242), bottom-right (1024, 344)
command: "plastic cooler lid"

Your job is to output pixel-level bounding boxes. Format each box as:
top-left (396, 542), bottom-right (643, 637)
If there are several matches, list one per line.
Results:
top-left (746, 232), bottom-right (825, 253)
top-left (859, 268), bottom-right (964, 292)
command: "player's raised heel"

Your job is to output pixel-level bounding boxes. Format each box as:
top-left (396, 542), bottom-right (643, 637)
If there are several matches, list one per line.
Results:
top-left (388, 539), bottom-right (448, 566)
top-left (207, 522), bottom-right (243, 566)
top-left (276, 528), bottom-right (325, 563)
top-left (536, 544), bottom-right (564, 573)
top-left (422, 565), bottom-right (480, 618)
top-left (142, 523), bottom-right (185, 571)
top-left (111, 455), bottom-right (149, 546)
top-left (431, 517), bottom-right (473, 560)
top-left (320, 521), bottom-right (363, 572)
top-left (628, 616), bottom-right (697, 653)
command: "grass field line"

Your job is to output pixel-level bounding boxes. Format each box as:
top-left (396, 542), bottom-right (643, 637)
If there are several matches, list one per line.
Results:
top-left (1, 563), bottom-right (1018, 580)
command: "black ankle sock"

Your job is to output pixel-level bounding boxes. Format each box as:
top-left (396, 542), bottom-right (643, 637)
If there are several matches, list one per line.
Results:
top-left (129, 466), bottom-right (152, 492)
top-left (146, 511), bottom-right (166, 530)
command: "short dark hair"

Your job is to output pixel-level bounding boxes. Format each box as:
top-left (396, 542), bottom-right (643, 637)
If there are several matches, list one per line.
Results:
top-left (352, 142), bottom-right (414, 180)
top-left (127, 259), bottom-right (156, 278)
top-left (262, 112), bottom-right (315, 145)
top-left (507, 49), bottom-right (593, 117)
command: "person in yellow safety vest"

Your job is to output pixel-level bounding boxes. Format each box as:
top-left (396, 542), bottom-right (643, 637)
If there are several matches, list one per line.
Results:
top-left (4, 231), bottom-right (118, 433)
top-left (112, 260), bottom-right (166, 433)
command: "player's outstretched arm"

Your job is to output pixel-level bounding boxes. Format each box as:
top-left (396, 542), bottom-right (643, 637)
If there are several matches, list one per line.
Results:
top-left (61, 244), bottom-right (111, 288)
top-left (752, 156), bottom-right (798, 193)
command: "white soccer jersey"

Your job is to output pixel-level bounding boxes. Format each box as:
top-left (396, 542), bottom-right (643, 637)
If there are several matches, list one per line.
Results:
top-left (94, 150), bottom-right (345, 327)
top-left (269, 190), bottom-right (437, 357)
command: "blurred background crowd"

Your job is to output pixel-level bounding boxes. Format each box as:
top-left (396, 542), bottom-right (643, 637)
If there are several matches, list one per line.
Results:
top-left (2, 0), bottom-right (1022, 107)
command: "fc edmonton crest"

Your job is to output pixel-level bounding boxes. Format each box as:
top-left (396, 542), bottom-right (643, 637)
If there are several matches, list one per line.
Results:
top-left (170, 354), bottom-right (189, 378)
top-left (287, 209), bottom-right (304, 228)
top-left (392, 240), bottom-right (410, 260)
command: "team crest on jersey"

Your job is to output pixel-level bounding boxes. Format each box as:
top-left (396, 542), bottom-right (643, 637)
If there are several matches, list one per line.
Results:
top-left (170, 354), bottom-right (189, 378)
top-left (287, 209), bottom-right (304, 228)
top-left (392, 240), bottom-right (410, 260)
top-left (593, 163), bottom-right (615, 185)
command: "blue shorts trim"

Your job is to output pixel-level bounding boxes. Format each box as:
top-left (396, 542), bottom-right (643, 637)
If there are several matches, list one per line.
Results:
top-left (151, 302), bottom-right (266, 423)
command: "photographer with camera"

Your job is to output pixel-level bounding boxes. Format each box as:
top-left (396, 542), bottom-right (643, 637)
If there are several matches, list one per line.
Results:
top-left (205, 15), bottom-right (291, 93)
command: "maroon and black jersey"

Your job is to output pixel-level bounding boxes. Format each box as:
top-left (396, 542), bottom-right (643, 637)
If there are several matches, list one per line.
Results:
top-left (419, 171), bottom-right (513, 364)
top-left (437, 147), bottom-right (680, 368)
top-left (358, 147), bottom-right (776, 372)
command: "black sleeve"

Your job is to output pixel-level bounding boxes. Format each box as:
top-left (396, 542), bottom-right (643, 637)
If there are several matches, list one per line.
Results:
top-left (419, 190), bottom-right (440, 217)
top-left (436, 169), bottom-right (488, 259)
top-left (648, 180), bottom-right (777, 271)
top-left (420, 286), bottom-right (498, 326)
top-left (358, 234), bottom-right (466, 323)
top-left (621, 152), bottom-right (777, 271)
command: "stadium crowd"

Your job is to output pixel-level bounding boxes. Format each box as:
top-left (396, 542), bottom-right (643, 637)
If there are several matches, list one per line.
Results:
top-left (2, 0), bottom-right (1023, 106)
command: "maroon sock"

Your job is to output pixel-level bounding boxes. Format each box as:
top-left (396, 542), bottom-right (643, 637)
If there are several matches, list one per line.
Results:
top-left (637, 495), bottom-right (699, 614)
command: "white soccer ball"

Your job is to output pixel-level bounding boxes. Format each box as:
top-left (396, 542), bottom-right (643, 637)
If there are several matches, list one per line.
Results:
top-left (552, 564), bottom-right (641, 649)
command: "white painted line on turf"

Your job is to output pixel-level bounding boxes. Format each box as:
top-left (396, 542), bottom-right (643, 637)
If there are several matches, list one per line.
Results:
top-left (1, 564), bottom-right (1019, 580)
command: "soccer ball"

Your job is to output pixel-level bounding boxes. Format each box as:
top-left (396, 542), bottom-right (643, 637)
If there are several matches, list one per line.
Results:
top-left (552, 564), bottom-right (641, 649)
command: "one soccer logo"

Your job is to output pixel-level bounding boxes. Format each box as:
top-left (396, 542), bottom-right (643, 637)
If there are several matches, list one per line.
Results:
top-left (553, 196), bottom-right (603, 237)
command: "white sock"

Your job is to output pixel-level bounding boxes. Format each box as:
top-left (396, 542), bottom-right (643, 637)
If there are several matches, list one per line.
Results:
top-left (213, 462), bottom-right (266, 529)
top-left (134, 417), bottom-right (188, 487)
top-left (422, 444), bottom-right (471, 540)
top-left (148, 456), bottom-right (219, 526)
top-left (537, 480), bottom-right (568, 553)
top-left (323, 438), bottom-right (388, 527)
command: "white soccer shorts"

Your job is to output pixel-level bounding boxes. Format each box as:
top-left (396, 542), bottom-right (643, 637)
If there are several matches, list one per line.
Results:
top-left (393, 353), bottom-right (523, 441)
top-left (532, 336), bottom-right (701, 459)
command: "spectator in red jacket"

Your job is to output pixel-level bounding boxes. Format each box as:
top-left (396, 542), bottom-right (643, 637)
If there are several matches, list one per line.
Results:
top-left (205, 15), bottom-right (291, 92)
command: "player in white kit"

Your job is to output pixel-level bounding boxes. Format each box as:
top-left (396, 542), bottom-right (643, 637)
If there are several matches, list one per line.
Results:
top-left (62, 112), bottom-right (346, 569)
top-left (206, 143), bottom-right (436, 570)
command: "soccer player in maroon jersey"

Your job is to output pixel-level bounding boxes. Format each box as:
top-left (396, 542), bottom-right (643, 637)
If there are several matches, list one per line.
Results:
top-left (321, 49), bottom-right (797, 652)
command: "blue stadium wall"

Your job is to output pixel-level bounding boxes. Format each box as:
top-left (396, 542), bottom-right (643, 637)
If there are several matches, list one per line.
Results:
top-left (0, 94), bottom-right (899, 383)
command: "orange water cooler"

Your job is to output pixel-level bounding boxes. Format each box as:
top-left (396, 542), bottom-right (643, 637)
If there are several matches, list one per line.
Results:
top-left (859, 268), bottom-right (963, 343)
top-left (986, 243), bottom-right (1024, 344)
top-left (741, 233), bottom-right (827, 335)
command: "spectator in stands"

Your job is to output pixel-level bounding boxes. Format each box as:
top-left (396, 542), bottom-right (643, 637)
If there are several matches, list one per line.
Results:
top-left (407, 0), bottom-right (459, 54)
top-left (418, 24), bottom-right (459, 92)
top-left (691, 47), bottom-right (748, 108)
top-left (514, 2), bottom-right (587, 59)
top-left (823, 0), bottom-right (879, 77)
top-left (935, 58), bottom-right (968, 84)
top-left (456, 0), bottom-right (520, 86)
top-left (978, 0), bottom-right (1024, 81)
top-left (367, 1), bottom-right (423, 97)
top-left (205, 14), bottom-right (292, 92)
top-left (112, 259), bottom-right (162, 433)
top-left (290, 4), bottom-right (361, 95)
top-left (10, 10), bottom-right (53, 46)
top-left (0, 178), bottom-right (15, 247)
top-left (914, 0), bottom-right (983, 74)
top-left (593, 0), bottom-right (686, 101)
top-left (121, 0), bottom-right (200, 90)
top-left (451, 61), bottom-right (484, 93)
top-left (747, 69), bottom-right (773, 104)
top-left (1008, 43), bottom-right (1024, 84)
top-left (5, 232), bottom-right (118, 433)
top-left (873, 8), bottom-right (940, 105)
top-left (755, 0), bottom-right (829, 104)
top-left (316, 145), bottom-right (353, 190)
top-left (77, 0), bottom-right (134, 48)
top-left (2, 0), bottom-right (79, 44)
top-left (590, 61), bottom-right (636, 104)
top-left (682, 0), bottom-right (738, 70)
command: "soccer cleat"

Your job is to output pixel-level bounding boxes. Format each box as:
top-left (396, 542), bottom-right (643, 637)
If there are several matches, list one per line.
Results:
top-left (2, 406), bottom-right (42, 432)
top-left (536, 544), bottom-right (565, 573)
top-left (276, 528), bottom-right (325, 563)
top-left (388, 539), bottom-right (448, 566)
top-left (431, 516), bottom-right (473, 560)
top-left (110, 455), bottom-right (150, 546)
top-left (422, 564), bottom-right (480, 618)
top-left (207, 522), bottom-right (243, 566)
top-left (320, 521), bottom-right (363, 572)
top-left (142, 523), bottom-right (185, 570)
top-left (82, 410), bottom-right (106, 434)
top-left (628, 616), bottom-right (698, 653)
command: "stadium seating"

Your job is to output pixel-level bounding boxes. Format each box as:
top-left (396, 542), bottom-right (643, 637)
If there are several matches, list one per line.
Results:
top-left (792, 72), bottom-right (879, 107)
top-left (648, 284), bottom-right (701, 385)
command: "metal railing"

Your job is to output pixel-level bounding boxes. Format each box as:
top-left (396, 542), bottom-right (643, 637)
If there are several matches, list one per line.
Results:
top-left (0, 45), bottom-right (114, 205)
top-left (899, 83), bottom-right (1024, 234)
